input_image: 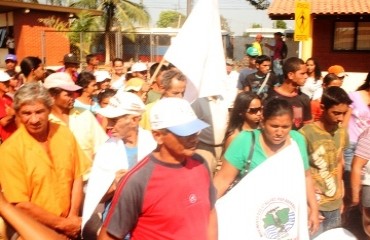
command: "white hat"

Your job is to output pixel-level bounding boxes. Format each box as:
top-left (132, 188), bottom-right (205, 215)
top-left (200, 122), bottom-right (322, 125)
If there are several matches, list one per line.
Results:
top-left (129, 62), bottom-right (147, 73)
top-left (97, 91), bottom-right (145, 118)
top-left (44, 72), bottom-right (82, 91)
top-left (150, 98), bottom-right (209, 136)
top-left (0, 71), bottom-right (11, 82)
top-left (124, 78), bottom-right (145, 92)
top-left (94, 70), bottom-right (111, 83)
top-left (313, 228), bottom-right (356, 240)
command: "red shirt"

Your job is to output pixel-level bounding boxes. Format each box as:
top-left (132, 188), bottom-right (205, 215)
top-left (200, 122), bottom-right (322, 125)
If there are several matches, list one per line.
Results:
top-left (0, 95), bottom-right (17, 142)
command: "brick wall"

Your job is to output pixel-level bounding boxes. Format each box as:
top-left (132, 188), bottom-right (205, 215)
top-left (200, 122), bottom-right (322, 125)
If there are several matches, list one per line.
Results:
top-left (13, 10), bottom-right (70, 66)
top-left (312, 17), bottom-right (370, 73)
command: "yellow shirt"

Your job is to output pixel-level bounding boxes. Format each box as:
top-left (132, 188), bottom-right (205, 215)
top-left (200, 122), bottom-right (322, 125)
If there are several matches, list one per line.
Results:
top-left (252, 41), bottom-right (263, 56)
top-left (0, 123), bottom-right (89, 217)
top-left (139, 100), bottom-right (158, 130)
top-left (49, 107), bottom-right (109, 162)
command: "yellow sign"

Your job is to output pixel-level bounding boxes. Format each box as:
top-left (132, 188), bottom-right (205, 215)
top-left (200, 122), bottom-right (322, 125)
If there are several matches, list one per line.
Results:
top-left (294, 0), bottom-right (311, 41)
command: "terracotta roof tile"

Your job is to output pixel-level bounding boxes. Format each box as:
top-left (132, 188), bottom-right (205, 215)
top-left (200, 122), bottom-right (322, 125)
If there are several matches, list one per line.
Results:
top-left (268, 0), bottom-right (370, 16)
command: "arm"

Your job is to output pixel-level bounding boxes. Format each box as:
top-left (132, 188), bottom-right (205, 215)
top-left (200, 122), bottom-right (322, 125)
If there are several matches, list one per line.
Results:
top-left (208, 208), bottom-right (218, 240)
top-left (342, 107), bottom-right (352, 129)
top-left (305, 170), bottom-right (320, 235)
top-left (351, 156), bottom-right (367, 206)
top-left (15, 201), bottom-right (81, 239)
top-left (68, 177), bottom-right (84, 217)
top-left (0, 192), bottom-right (67, 240)
top-left (213, 159), bottom-right (240, 199)
top-left (0, 105), bottom-right (15, 127)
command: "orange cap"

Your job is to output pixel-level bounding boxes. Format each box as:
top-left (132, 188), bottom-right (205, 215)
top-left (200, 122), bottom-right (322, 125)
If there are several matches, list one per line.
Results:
top-left (327, 65), bottom-right (347, 78)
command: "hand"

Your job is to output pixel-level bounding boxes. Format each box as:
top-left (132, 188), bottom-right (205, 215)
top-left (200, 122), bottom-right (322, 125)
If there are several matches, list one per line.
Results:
top-left (114, 169), bottom-right (128, 185)
top-left (308, 208), bottom-right (320, 235)
top-left (58, 216), bottom-right (81, 239)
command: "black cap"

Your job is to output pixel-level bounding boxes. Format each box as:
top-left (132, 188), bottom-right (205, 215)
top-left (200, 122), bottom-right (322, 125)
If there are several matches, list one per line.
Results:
top-left (63, 53), bottom-right (80, 64)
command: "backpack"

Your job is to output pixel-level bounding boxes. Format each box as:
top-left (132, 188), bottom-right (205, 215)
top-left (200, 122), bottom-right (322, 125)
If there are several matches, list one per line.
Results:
top-left (281, 41), bottom-right (288, 59)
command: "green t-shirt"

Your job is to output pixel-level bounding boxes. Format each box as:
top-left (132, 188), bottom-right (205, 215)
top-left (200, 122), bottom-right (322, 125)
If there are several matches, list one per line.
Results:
top-left (299, 123), bottom-right (349, 211)
top-left (224, 129), bottom-right (309, 174)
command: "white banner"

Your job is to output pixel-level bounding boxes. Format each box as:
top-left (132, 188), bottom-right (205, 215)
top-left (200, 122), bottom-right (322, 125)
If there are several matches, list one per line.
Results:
top-left (216, 141), bottom-right (309, 240)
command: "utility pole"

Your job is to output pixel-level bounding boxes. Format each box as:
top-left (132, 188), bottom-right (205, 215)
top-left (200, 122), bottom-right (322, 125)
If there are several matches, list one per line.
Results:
top-left (186, 0), bottom-right (192, 16)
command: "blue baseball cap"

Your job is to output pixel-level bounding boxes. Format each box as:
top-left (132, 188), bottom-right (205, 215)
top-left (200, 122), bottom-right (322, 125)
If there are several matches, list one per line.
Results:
top-left (5, 54), bottom-right (17, 62)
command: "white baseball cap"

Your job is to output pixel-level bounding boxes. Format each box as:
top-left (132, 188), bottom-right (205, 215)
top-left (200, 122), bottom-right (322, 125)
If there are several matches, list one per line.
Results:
top-left (150, 98), bottom-right (209, 136)
top-left (44, 72), bottom-right (82, 91)
top-left (94, 70), bottom-right (111, 83)
top-left (0, 71), bottom-right (11, 82)
top-left (97, 91), bottom-right (145, 118)
top-left (129, 62), bottom-right (147, 73)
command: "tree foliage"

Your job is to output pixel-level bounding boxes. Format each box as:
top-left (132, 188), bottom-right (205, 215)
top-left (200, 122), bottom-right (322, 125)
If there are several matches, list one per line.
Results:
top-left (275, 20), bottom-right (287, 29)
top-left (252, 23), bottom-right (262, 28)
top-left (220, 15), bottom-right (230, 32)
top-left (245, 0), bottom-right (270, 10)
top-left (156, 11), bottom-right (186, 28)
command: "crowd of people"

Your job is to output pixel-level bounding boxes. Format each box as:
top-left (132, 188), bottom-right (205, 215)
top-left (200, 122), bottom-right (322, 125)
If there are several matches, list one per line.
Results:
top-left (0, 41), bottom-right (368, 239)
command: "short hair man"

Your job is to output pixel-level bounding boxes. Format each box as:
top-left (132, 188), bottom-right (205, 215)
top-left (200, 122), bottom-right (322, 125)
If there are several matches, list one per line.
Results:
top-left (45, 72), bottom-right (109, 163)
top-left (265, 32), bottom-right (285, 80)
top-left (82, 92), bottom-right (157, 239)
top-left (0, 83), bottom-right (89, 239)
top-left (84, 53), bottom-right (99, 73)
top-left (237, 46), bottom-right (259, 93)
top-left (98, 97), bottom-right (216, 240)
top-left (4, 54), bottom-right (17, 72)
top-left (299, 86), bottom-right (352, 236)
top-left (241, 55), bottom-right (280, 100)
top-left (267, 57), bottom-right (312, 130)
top-left (252, 34), bottom-right (263, 56)
top-left (139, 69), bottom-right (187, 130)
top-left (57, 53), bottom-right (80, 82)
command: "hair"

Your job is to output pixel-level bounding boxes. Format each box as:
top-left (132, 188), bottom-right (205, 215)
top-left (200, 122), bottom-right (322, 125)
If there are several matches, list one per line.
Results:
top-left (263, 98), bottom-right (293, 120)
top-left (224, 92), bottom-right (261, 140)
top-left (323, 73), bottom-right (340, 87)
top-left (13, 83), bottom-right (53, 112)
top-left (357, 72), bottom-right (370, 91)
top-left (161, 69), bottom-right (187, 91)
top-left (149, 62), bottom-right (168, 77)
top-left (47, 87), bottom-right (64, 97)
top-left (97, 89), bottom-right (117, 104)
top-left (321, 86), bottom-right (352, 109)
top-left (86, 53), bottom-right (97, 64)
top-left (255, 55), bottom-right (271, 65)
top-left (112, 58), bottom-right (124, 66)
top-left (306, 57), bottom-right (322, 80)
top-left (282, 57), bottom-right (305, 79)
top-left (20, 56), bottom-right (42, 78)
top-left (76, 72), bottom-right (96, 89)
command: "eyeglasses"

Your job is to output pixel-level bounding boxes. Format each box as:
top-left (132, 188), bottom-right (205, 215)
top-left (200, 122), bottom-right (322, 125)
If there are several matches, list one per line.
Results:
top-left (247, 107), bottom-right (262, 114)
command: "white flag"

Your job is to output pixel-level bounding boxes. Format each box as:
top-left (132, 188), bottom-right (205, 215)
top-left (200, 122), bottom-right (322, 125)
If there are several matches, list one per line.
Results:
top-left (216, 141), bottom-right (310, 240)
top-left (164, 0), bottom-right (227, 102)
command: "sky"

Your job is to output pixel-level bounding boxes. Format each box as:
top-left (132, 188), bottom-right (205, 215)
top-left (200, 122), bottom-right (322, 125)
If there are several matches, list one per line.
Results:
top-left (131, 0), bottom-right (290, 36)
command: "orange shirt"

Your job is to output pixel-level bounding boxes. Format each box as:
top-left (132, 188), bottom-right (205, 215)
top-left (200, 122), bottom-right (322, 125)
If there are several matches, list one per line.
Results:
top-left (0, 122), bottom-right (90, 217)
top-left (311, 99), bottom-right (322, 122)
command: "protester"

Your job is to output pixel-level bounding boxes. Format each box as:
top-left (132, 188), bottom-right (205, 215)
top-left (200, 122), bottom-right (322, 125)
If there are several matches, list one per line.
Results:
top-left (75, 71), bottom-right (100, 114)
top-left (327, 65), bottom-right (347, 81)
top-left (224, 58), bottom-right (239, 108)
top-left (4, 54), bottom-right (17, 72)
top-left (45, 72), bottom-right (108, 164)
top-left (237, 46), bottom-right (258, 92)
top-left (110, 58), bottom-right (126, 90)
top-left (139, 69), bottom-right (187, 130)
top-left (223, 92), bottom-right (262, 150)
top-left (240, 54), bottom-right (279, 100)
top-left (82, 92), bottom-right (156, 239)
top-left (0, 71), bottom-right (17, 143)
top-left (20, 56), bottom-right (45, 83)
top-left (192, 94), bottom-right (229, 174)
top-left (0, 83), bottom-right (89, 239)
top-left (96, 89), bottom-right (117, 133)
top-left (299, 86), bottom-right (352, 236)
top-left (214, 98), bottom-right (319, 238)
top-left (98, 97), bottom-right (216, 240)
top-left (94, 70), bottom-right (111, 93)
top-left (124, 77), bottom-right (150, 103)
top-left (301, 58), bottom-right (323, 100)
top-left (264, 32), bottom-right (286, 81)
top-left (128, 62), bottom-right (148, 81)
top-left (57, 53), bottom-right (80, 82)
top-left (146, 62), bottom-right (168, 104)
top-left (351, 126), bottom-right (370, 237)
top-left (267, 57), bottom-right (311, 130)
top-left (84, 53), bottom-right (99, 73)
top-left (251, 34), bottom-right (263, 56)
top-left (4, 69), bottom-right (19, 99)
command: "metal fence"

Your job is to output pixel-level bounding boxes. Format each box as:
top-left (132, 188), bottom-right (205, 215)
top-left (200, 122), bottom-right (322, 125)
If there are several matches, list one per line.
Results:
top-left (41, 30), bottom-right (299, 69)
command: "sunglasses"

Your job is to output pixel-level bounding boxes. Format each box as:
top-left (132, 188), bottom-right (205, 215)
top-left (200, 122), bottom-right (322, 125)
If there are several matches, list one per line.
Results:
top-left (247, 107), bottom-right (262, 114)
top-left (138, 70), bottom-right (148, 75)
